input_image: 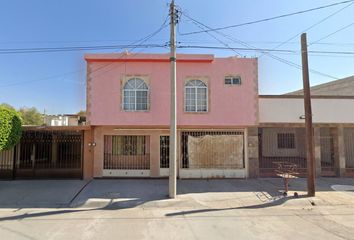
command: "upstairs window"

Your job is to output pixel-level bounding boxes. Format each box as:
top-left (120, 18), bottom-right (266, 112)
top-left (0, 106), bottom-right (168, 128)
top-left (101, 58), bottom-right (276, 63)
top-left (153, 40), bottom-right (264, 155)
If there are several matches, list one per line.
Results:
top-left (123, 78), bottom-right (148, 111)
top-left (225, 76), bottom-right (241, 85)
top-left (185, 79), bottom-right (208, 112)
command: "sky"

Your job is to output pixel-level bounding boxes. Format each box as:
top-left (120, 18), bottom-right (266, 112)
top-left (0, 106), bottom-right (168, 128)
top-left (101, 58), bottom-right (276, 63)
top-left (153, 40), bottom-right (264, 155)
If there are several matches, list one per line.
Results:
top-left (0, 0), bottom-right (353, 114)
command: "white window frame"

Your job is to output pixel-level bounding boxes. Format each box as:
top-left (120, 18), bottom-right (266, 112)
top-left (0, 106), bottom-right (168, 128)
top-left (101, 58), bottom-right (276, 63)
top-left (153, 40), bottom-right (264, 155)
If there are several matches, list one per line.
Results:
top-left (184, 79), bottom-right (208, 113)
top-left (122, 78), bottom-right (149, 111)
top-left (225, 76), bottom-right (241, 86)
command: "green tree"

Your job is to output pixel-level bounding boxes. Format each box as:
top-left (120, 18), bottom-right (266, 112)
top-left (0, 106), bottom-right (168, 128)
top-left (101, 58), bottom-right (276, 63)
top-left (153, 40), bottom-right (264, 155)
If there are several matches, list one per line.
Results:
top-left (77, 110), bottom-right (86, 117)
top-left (0, 103), bottom-right (15, 110)
top-left (19, 107), bottom-right (43, 126)
top-left (0, 105), bottom-right (22, 151)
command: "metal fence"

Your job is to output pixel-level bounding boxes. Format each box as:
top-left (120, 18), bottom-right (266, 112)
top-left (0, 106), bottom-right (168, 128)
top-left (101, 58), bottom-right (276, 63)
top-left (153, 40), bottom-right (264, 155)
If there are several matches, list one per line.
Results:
top-left (103, 135), bottom-right (150, 170)
top-left (0, 149), bottom-right (14, 179)
top-left (259, 127), bottom-right (336, 177)
top-left (181, 131), bottom-right (244, 169)
top-left (319, 128), bottom-right (335, 175)
top-left (344, 128), bottom-right (354, 175)
top-left (160, 136), bottom-right (169, 168)
top-left (15, 131), bottom-right (83, 179)
top-left (259, 128), bottom-right (307, 176)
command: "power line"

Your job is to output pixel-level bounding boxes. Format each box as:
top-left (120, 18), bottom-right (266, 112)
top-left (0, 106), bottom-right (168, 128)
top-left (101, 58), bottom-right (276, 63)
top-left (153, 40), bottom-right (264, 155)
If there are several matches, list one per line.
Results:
top-left (177, 45), bottom-right (354, 55)
top-left (0, 44), bottom-right (167, 54)
top-left (181, 12), bottom-right (339, 80)
top-left (177, 8), bottom-right (242, 56)
top-left (309, 22), bottom-right (354, 46)
top-left (180, 0), bottom-right (354, 35)
top-left (258, 1), bottom-right (354, 58)
top-left (87, 16), bottom-right (169, 78)
top-left (0, 69), bottom-right (85, 88)
top-left (0, 15), bottom-right (170, 88)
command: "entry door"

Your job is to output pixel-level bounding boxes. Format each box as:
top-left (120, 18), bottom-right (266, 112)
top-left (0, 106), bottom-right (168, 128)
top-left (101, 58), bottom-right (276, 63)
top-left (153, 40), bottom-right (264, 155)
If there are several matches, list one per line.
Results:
top-left (159, 136), bottom-right (169, 176)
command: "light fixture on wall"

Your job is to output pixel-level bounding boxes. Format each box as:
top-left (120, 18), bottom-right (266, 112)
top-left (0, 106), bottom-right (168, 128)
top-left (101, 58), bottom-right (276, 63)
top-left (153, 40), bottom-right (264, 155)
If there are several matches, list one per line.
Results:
top-left (299, 115), bottom-right (305, 120)
top-left (88, 142), bottom-right (96, 147)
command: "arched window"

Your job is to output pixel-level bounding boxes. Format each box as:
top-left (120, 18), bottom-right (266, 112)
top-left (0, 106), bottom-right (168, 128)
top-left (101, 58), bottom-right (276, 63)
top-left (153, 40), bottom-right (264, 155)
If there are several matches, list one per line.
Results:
top-left (123, 78), bottom-right (149, 111)
top-left (185, 79), bottom-right (208, 112)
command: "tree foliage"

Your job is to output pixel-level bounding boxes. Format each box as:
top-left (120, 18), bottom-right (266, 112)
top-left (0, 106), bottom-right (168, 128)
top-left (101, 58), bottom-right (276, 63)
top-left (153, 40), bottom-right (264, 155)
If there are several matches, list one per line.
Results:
top-left (19, 107), bottom-right (43, 126)
top-left (0, 103), bottom-right (15, 110)
top-left (0, 106), bottom-right (22, 151)
top-left (77, 110), bottom-right (86, 117)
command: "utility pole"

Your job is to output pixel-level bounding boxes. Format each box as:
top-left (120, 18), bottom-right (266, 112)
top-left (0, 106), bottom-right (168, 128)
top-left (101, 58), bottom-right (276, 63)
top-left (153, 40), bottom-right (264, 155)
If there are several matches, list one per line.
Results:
top-left (301, 33), bottom-right (315, 197)
top-left (169, 0), bottom-right (177, 199)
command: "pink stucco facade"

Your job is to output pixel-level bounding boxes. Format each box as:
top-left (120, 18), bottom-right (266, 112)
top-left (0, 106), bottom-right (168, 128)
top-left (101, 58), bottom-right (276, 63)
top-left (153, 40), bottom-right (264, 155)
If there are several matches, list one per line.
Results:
top-left (86, 53), bottom-right (258, 127)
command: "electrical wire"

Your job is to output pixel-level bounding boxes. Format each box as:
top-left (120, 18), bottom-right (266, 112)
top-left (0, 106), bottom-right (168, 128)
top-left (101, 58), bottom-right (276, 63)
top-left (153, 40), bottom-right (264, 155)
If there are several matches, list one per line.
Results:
top-left (0, 44), bottom-right (166, 54)
top-left (177, 45), bottom-right (354, 55)
top-left (0, 15), bottom-right (170, 88)
top-left (181, 12), bottom-right (339, 80)
top-left (258, 1), bottom-right (354, 58)
top-left (178, 13), bottom-right (242, 56)
top-left (87, 16), bottom-right (169, 78)
top-left (180, 0), bottom-right (354, 35)
top-left (309, 22), bottom-right (354, 46)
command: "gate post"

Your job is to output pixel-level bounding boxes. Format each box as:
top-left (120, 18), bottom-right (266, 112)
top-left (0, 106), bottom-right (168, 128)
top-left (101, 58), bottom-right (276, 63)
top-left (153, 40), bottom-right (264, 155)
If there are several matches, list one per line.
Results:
top-left (247, 127), bottom-right (259, 178)
top-left (314, 127), bottom-right (321, 177)
top-left (83, 128), bottom-right (94, 180)
top-left (337, 126), bottom-right (346, 177)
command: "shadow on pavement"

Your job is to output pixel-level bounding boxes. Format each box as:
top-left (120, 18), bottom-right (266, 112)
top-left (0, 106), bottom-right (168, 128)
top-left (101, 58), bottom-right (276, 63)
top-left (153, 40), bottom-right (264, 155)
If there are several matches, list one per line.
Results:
top-left (0, 178), bottom-right (353, 222)
top-left (165, 194), bottom-right (310, 217)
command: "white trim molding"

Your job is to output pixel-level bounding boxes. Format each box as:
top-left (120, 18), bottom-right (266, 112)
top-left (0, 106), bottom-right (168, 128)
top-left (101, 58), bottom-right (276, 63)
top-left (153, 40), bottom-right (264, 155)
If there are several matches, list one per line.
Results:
top-left (102, 169), bottom-right (150, 177)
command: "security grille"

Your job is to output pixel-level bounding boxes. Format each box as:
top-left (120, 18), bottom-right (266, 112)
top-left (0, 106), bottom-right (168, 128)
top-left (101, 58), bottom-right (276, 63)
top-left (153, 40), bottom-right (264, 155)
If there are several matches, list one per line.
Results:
top-left (160, 136), bottom-right (170, 168)
top-left (320, 128), bottom-right (335, 175)
top-left (181, 131), bottom-right (244, 169)
top-left (0, 149), bottom-right (14, 179)
top-left (259, 128), bottom-right (307, 176)
top-left (104, 135), bottom-right (150, 170)
top-left (259, 127), bottom-right (337, 177)
top-left (344, 128), bottom-right (354, 174)
top-left (16, 131), bottom-right (83, 179)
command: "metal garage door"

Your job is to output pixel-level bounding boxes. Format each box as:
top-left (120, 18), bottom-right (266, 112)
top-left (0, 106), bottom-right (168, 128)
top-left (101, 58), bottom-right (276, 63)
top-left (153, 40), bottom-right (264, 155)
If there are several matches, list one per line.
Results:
top-left (14, 131), bottom-right (83, 179)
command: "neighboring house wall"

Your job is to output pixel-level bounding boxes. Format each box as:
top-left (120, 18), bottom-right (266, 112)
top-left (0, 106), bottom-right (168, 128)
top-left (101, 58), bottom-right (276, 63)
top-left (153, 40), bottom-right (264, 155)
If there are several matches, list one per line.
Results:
top-left (259, 97), bottom-right (354, 124)
top-left (68, 117), bottom-right (79, 126)
top-left (45, 115), bottom-right (79, 126)
top-left (259, 95), bottom-right (354, 177)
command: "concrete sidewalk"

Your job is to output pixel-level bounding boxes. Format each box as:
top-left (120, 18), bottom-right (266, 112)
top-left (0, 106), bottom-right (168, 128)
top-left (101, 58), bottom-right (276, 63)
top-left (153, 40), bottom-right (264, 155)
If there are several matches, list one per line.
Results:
top-left (0, 178), bottom-right (354, 240)
top-left (70, 178), bottom-right (354, 210)
top-left (0, 178), bottom-right (352, 209)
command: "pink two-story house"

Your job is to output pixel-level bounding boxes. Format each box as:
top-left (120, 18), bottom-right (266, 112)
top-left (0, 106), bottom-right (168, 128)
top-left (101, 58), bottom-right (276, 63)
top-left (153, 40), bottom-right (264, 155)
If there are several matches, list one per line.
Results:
top-left (85, 52), bottom-right (258, 178)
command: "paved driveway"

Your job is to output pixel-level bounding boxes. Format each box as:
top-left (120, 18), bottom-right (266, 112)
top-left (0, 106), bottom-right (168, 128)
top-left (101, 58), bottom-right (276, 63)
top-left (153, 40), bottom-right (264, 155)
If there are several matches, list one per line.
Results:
top-left (0, 180), bottom-right (88, 208)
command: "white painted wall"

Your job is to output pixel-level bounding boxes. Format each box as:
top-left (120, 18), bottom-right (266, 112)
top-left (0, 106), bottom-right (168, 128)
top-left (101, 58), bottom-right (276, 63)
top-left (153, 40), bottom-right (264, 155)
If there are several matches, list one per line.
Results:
top-left (259, 98), bottom-right (354, 123)
top-left (44, 116), bottom-right (79, 126)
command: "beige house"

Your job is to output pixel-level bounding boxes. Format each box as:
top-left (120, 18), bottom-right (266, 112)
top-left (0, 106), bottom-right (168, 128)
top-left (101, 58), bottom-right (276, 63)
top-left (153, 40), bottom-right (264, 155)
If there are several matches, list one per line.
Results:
top-left (258, 75), bottom-right (354, 177)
